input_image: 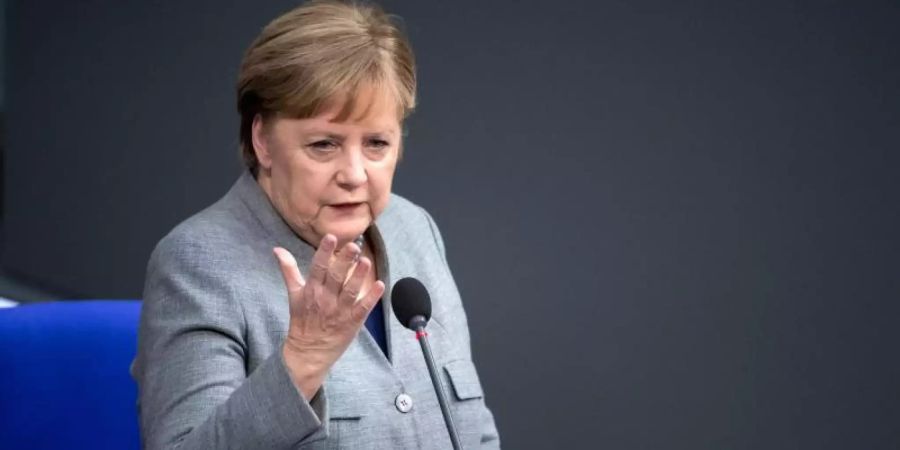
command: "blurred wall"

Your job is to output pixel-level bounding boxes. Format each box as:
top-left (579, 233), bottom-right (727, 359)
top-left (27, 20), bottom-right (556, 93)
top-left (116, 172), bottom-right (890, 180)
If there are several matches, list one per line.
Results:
top-left (4, 1), bottom-right (900, 448)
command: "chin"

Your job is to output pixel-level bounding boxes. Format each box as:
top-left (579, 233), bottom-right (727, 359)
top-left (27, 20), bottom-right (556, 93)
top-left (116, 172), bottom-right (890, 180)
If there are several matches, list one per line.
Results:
top-left (324, 219), bottom-right (371, 243)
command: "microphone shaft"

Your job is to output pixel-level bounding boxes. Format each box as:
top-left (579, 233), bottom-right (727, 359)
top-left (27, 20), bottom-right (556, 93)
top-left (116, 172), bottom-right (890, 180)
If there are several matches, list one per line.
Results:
top-left (415, 326), bottom-right (462, 450)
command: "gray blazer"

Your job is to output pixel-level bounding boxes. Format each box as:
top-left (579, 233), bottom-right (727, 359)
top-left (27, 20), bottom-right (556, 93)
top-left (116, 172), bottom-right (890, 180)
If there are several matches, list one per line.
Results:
top-left (132, 172), bottom-right (500, 449)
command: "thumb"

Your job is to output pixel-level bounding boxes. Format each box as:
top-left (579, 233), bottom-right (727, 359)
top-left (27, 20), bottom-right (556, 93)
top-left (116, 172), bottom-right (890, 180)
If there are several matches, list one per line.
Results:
top-left (273, 247), bottom-right (306, 294)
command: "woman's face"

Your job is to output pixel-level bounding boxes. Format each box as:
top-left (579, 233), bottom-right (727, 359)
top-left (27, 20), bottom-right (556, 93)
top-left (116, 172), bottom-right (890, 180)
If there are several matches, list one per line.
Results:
top-left (253, 85), bottom-right (401, 248)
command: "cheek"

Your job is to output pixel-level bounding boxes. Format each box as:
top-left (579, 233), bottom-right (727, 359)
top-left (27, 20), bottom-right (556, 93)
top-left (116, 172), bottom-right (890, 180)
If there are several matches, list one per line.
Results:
top-left (276, 165), bottom-right (327, 216)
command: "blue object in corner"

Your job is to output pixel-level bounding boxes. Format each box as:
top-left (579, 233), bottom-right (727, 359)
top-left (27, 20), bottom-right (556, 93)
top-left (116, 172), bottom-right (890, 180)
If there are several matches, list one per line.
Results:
top-left (0, 300), bottom-right (141, 450)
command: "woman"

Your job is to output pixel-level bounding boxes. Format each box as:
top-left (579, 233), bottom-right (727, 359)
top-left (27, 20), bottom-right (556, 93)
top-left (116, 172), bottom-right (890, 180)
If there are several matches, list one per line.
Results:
top-left (132, 1), bottom-right (500, 449)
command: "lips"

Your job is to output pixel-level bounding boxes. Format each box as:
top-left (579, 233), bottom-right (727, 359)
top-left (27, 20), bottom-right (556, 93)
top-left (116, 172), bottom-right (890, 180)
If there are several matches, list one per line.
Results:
top-left (328, 202), bottom-right (364, 212)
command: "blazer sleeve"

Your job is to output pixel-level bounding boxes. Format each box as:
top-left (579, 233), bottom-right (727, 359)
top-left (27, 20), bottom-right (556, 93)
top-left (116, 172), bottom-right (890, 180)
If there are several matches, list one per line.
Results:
top-left (132, 236), bottom-right (329, 450)
top-left (420, 207), bottom-right (502, 449)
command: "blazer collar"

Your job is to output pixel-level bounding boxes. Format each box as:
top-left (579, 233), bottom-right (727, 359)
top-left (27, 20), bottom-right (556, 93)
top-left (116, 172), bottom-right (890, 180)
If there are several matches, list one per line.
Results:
top-left (231, 170), bottom-right (316, 272)
top-left (230, 170), bottom-right (390, 279)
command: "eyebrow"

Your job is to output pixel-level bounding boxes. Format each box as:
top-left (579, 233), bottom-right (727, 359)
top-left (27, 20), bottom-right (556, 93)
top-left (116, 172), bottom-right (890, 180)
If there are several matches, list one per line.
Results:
top-left (305, 129), bottom-right (398, 139)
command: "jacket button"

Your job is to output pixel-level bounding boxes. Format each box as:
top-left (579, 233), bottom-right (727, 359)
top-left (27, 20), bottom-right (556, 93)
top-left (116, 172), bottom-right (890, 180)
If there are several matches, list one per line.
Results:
top-left (395, 393), bottom-right (413, 413)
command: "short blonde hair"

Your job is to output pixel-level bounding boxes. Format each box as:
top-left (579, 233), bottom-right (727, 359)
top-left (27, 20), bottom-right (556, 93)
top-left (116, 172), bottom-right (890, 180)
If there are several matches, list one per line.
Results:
top-left (237, 0), bottom-right (417, 174)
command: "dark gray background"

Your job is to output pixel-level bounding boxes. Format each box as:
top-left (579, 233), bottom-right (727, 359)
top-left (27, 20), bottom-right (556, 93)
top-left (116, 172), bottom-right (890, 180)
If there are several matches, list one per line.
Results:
top-left (4, 0), bottom-right (899, 448)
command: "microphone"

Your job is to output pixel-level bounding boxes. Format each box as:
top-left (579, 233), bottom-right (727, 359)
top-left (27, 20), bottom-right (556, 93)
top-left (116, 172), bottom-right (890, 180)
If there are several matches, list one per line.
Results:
top-left (391, 277), bottom-right (462, 450)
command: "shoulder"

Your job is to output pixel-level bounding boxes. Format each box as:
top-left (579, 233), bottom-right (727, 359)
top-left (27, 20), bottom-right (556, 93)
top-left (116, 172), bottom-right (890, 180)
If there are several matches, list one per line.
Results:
top-left (153, 202), bottom-right (247, 263)
top-left (379, 192), bottom-right (426, 223)
top-left (145, 189), bottom-right (268, 293)
top-left (378, 193), bottom-right (447, 257)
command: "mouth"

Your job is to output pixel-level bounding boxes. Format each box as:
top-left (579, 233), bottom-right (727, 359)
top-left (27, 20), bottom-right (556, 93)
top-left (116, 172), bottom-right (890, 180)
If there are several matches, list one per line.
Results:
top-left (328, 202), bottom-right (365, 212)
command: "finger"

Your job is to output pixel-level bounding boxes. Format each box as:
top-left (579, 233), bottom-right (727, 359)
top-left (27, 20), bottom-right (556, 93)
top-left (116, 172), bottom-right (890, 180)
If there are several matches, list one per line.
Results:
top-left (307, 234), bottom-right (337, 286)
top-left (325, 242), bottom-right (361, 295)
top-left (338, 256), bottom-right (371, 307)
top-left (272, 247), bottom-right (305, 295)
top-left (352, 280), bottom-right (385, 322)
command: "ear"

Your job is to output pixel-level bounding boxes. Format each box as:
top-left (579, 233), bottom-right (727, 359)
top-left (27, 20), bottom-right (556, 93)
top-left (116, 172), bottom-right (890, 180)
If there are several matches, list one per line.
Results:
top-left (251, 114), bottom-right (273, 170)
top-left (397, 128), bottom-right (406, 163)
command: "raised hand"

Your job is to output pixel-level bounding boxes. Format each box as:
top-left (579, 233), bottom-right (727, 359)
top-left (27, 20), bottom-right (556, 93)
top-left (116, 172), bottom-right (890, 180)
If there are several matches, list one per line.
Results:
top-left (273, 234), bottom-right (385, 400)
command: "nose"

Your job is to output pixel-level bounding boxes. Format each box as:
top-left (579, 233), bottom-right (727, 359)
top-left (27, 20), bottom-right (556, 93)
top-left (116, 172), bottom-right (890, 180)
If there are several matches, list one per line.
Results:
top-left (334, 148), bottom-right (367, 189)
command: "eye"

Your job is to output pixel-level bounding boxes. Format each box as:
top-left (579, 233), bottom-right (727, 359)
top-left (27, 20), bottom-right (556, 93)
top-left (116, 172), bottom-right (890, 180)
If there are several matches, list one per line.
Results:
top-left (308, 140), bottom-right (338, 152)
top-left (366, 139), bottom-right (390, 150)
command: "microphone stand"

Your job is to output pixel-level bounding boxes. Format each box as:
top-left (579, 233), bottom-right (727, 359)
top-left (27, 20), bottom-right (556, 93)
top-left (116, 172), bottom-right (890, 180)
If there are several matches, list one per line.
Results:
top-left (410, 315), bottom-right (462, 450)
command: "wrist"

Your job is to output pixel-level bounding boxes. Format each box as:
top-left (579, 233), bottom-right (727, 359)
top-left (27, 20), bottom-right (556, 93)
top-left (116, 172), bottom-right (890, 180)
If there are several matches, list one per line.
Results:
top-left (282, 342), bottom-right (328, 401)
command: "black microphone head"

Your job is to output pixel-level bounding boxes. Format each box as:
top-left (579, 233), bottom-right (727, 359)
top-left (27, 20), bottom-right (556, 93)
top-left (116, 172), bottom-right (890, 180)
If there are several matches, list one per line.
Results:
top-left (391, 277), bottom-right (432, 329)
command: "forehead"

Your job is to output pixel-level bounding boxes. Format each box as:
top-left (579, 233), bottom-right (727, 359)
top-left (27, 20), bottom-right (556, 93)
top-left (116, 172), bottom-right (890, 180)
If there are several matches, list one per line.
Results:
top-left (315, 83), bottom-right (401, 129)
